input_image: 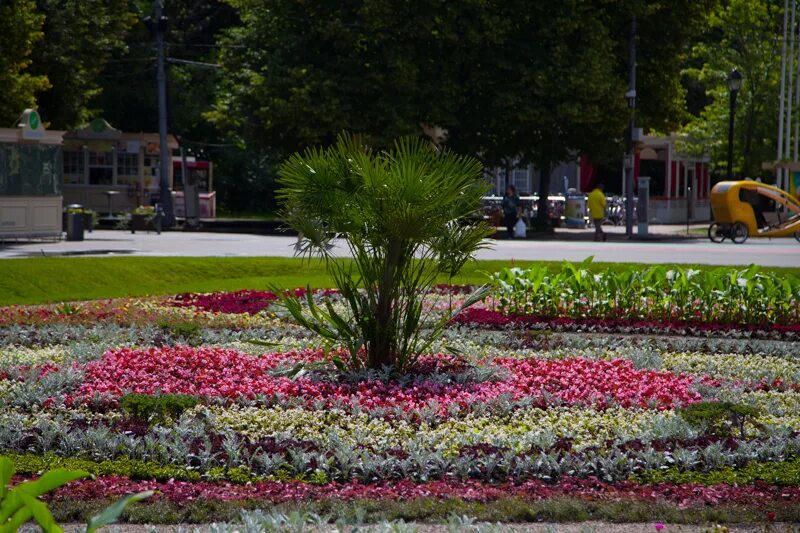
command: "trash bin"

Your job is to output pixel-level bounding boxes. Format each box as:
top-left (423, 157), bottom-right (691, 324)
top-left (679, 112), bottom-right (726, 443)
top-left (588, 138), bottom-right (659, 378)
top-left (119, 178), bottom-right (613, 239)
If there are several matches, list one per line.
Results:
top-left (65, 204), bottom-right (85, 241)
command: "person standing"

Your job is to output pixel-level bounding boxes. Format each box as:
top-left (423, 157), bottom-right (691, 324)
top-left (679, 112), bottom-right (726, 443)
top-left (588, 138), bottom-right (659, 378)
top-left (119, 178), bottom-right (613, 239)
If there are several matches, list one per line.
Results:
top-left (588, 182), bottom-right (607, 242)
top-left (501, 184), bottom-right (521, 239)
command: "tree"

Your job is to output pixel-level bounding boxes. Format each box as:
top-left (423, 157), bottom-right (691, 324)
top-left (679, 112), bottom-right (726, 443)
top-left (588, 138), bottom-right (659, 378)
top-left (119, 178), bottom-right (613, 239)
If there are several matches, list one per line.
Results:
top-left (208, 0), bottom-right (468, 158)
top-left (0, 0), bottom-right (49, 125)
top-left (29, 0), bottom-right (136, 129)
top-left (618, 0), bottom-right (718, 134)
top-left (210, 1), bottom-right (718, 219)
top-left (277, 134), bottom-right (490, 371)
top-left (682, 0), bottom-right (782, 179)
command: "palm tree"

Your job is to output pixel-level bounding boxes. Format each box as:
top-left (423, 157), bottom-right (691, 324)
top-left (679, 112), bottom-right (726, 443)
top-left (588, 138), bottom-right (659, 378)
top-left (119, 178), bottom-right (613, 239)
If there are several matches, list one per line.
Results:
top-left (277, 133), bottom-right (491, 371)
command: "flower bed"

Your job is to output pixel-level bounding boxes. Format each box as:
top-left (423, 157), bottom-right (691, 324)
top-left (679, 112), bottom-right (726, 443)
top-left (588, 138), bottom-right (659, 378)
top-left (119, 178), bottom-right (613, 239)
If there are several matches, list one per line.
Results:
top-left (453, 308), bottom-right (800, 340)
top-left (44, 475), bottom-right (800, 507)
top-left (1, 285), bottom-right (799, 525)
top-left (71, 346), bottom-right (699, 411)
top-left (169, 290), bottom-right (279, 315)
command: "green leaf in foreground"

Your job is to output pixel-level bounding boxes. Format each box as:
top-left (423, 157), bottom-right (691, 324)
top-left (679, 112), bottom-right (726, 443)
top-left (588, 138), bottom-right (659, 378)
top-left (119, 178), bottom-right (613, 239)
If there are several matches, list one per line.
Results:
top-left (85, 491), bottom-right (154, 533)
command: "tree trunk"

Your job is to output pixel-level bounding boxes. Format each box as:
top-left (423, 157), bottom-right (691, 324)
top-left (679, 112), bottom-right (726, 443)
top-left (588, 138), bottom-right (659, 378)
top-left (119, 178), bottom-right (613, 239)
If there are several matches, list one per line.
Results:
top-left (369, 238), bottom-right (402, 369)
top-left (535, 161), bottom-right (552, 228)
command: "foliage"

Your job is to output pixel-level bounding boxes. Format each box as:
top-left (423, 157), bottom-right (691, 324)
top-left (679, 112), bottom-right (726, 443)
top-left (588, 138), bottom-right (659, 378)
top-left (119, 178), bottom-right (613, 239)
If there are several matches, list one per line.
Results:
top-left (41, 497), bottom-right (800, 527)
top-left (85, 490), bottom-right (154, 533)
top-left (681, 0), bottom-right (782, 179)
top-left (0, 456), bottom-right (152, 533)
top-left (158, 321), bottom-right (203, 344)
top-left (277, 134), bottom-right (491, 371)
top-left (8, 453), bottom-right (207, 484)
top-left (0, 256), bottom-right (796, 308)
top-left (490, 260), bottom-right (800, 326)
top-left (0, 456), bottom-right (89, 533)
top-left (120, 393), bottom-right (202, 425)
top-left (447, 0), bottom-right (628, 226)
top-left (0, 0), bottom-right (49, 126)
top-left (28, 0), bottom-right (136, 129)
top-left (132, 206), bottom-right (155, 217)
top-left (678, 401), bottom-right (762, 439)
top-left (2, 281), bottom-right (800, 525)
top-left (625, 0), bottom-right (719, 133)
top-left (208, 1), bottom-right (716, 222)
top-left (637, 456), bottom-right (800, 486)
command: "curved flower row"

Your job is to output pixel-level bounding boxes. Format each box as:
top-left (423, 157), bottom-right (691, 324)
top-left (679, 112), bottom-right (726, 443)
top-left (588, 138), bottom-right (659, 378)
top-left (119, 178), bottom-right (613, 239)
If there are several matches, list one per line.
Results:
top-left (73, 347), bottom-right (701, 411)
top-left (167, 288), bottom-right (342, 316)
top-left (454, 308), bottom-right (800, 339)
top-left (169, 290), bottom-right (279, 315)
top-left (0, 299), bottom-right (286, 328)
top-left (204, 405), bottom-right (683, 453)
top-left (661, 352), bottom-right (800, 390)
top-left (45, 475), bottom-right (800, 507)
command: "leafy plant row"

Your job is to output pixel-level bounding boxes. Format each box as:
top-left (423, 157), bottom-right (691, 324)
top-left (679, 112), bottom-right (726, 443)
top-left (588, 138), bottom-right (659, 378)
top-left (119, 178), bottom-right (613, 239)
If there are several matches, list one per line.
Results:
top-left (490, 261), bottom-right (800, 326)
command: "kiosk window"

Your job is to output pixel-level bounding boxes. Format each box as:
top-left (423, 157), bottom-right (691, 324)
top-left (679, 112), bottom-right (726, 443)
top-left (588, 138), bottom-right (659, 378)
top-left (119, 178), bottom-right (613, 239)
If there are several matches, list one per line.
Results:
top-left (63, 150), bottom-right (84, 185)
top-left (89, 151), bottom-right (113, 185)
top-left (117, 153), bottom-right (139, 185)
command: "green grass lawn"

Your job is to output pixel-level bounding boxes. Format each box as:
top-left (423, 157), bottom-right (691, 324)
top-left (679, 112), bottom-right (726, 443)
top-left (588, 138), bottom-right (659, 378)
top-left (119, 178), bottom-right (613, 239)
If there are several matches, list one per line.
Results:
top-left (0, 256), bottom-right (797, 306)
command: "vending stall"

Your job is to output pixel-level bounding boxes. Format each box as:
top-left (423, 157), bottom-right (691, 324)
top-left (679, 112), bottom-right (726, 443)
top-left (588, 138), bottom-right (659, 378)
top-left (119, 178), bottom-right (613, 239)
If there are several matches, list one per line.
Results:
top-left (0, 110), bottom-right (63, 240)
top-left (61, 118), bottom-right (180, 216)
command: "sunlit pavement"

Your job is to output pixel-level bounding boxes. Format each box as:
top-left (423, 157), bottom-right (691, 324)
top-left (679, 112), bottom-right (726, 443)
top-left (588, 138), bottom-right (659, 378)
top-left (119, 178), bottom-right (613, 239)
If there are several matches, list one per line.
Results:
top-left (0, 229), bottom-right (797, 267)
top-left (478, 237), bottom-right (799, 267)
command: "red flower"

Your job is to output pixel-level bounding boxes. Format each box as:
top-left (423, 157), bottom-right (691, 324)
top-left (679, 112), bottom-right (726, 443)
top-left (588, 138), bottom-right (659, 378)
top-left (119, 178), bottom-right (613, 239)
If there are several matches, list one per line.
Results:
top-left (74, 347), bottom-right (699, 412)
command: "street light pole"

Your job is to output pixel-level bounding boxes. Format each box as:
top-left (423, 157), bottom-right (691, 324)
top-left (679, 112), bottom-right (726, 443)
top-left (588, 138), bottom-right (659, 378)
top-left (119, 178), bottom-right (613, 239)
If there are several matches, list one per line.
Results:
top-left (727, 69), bottom-right (742, 181)
top-left (152, 0), bottom-right (175, 227)
top-left (624, 15), bottom-right (637, 237)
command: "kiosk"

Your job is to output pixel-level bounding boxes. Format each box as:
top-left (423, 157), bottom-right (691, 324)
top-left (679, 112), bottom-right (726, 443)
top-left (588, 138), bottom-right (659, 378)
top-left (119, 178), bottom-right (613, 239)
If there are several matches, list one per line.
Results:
top-left (0, 110), bottom-right (63, 240)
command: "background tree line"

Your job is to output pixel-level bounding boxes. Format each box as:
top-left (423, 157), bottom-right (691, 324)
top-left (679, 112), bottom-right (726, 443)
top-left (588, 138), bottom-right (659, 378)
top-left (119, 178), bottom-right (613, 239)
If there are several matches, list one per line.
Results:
top-left (1, 0), bottom-right (782, 217)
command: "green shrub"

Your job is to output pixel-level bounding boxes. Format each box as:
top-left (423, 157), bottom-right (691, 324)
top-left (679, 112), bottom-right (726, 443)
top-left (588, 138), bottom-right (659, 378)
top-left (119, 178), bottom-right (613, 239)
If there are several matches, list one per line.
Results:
top-left (158, 321), bottom-right (202, 345)
top-left (7, 453), bottom-right (261, 485)
top-left (120, 393), bottom-right (202, 425)
top-left (678, 401), bottom-right (762, 439)
top-left (636, 456), bottom-right (800, 486)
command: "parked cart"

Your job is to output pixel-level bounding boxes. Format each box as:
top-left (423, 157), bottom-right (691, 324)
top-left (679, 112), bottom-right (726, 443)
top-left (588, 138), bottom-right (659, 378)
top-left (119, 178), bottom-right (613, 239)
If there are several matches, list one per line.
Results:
top-left (708, 181), bottom-right (800, 243)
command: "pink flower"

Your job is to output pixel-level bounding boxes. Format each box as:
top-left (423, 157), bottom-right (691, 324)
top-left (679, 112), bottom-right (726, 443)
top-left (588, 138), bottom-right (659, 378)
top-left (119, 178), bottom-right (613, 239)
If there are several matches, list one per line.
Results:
top-left (654, 523), bottom-right (664, 531)
top-left (72, 347), bottom-right (700, 412)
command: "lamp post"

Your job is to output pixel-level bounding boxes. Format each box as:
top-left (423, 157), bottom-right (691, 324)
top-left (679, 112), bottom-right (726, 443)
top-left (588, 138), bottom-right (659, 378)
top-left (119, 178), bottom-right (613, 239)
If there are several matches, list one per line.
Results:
top-left (727, 69), bottom-right (743, 181)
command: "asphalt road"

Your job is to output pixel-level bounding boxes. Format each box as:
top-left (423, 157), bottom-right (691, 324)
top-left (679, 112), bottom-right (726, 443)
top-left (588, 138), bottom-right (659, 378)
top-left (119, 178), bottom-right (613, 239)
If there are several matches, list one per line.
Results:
top-left (0, 230), bottom-right (798, 267)
top-left (476, 237), bottom-right (800, 267)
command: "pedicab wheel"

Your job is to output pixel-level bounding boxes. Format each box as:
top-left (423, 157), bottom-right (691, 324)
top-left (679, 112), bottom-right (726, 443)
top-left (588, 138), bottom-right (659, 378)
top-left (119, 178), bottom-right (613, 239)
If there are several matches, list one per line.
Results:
top-left (708, 223), bottom-right (726, 243)
top-left (731, 222), bottom-right (749, 244)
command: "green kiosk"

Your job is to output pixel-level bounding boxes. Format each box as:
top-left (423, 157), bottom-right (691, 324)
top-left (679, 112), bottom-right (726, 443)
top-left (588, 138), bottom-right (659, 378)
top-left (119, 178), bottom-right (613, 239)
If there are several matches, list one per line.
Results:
top-left (0, 110), bottom-right (63, 240)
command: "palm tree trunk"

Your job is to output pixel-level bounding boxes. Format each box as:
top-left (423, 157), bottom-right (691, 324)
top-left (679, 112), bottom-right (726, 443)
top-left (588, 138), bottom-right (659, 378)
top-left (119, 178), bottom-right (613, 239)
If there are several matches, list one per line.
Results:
top-left (369, 238), bottom-right (402, 368)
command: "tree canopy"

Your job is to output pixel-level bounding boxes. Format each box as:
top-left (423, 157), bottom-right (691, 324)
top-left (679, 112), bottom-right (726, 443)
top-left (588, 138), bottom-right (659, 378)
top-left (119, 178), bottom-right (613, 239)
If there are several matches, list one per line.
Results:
top-left (682, 0), bottom-right (782, 179)
top-left (0, 0), bottom-right (49, 126)
top-left (3, 0), bottom-right (773, 210)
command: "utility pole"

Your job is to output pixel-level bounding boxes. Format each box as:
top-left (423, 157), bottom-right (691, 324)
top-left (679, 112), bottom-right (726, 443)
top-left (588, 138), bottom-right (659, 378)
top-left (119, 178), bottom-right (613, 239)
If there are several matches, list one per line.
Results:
top-left (150, 0), bottom-right (175, 227)
top-left (777, 0), bottom-right (789, 191)
top-left (625, 15), bottom-right (637, 237)
top-left (785, 1), bottom-right (796, 181)
top-left (794, 6), bottom-right (800, 161)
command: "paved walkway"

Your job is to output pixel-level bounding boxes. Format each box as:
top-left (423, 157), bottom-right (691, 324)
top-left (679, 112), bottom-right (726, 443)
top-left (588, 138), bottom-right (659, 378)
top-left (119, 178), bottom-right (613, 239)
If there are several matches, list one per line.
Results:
top-left (0, 229), bottom-right (797, 267)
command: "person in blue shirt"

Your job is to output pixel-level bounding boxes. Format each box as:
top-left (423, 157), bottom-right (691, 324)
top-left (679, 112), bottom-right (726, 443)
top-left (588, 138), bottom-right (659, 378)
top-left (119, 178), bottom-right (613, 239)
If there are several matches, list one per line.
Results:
top-left (501, 184), bottom-right (521, 239)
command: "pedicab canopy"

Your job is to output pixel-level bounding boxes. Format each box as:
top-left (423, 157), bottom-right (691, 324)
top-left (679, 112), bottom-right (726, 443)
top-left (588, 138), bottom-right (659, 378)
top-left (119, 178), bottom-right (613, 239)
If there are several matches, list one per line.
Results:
top-left (710, 180), bottom-right (800, 239)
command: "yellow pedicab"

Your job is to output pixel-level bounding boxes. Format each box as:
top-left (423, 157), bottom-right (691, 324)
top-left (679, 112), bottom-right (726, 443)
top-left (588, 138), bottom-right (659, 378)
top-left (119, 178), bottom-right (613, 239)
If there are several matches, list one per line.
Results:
top-left (708, 181), bottom-right (800, 244)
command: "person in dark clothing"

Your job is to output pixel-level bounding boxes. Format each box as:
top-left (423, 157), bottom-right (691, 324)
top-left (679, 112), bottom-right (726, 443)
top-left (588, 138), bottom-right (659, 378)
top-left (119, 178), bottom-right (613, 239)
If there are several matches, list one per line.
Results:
top-left (501, 184), bottom-right (521, 239)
